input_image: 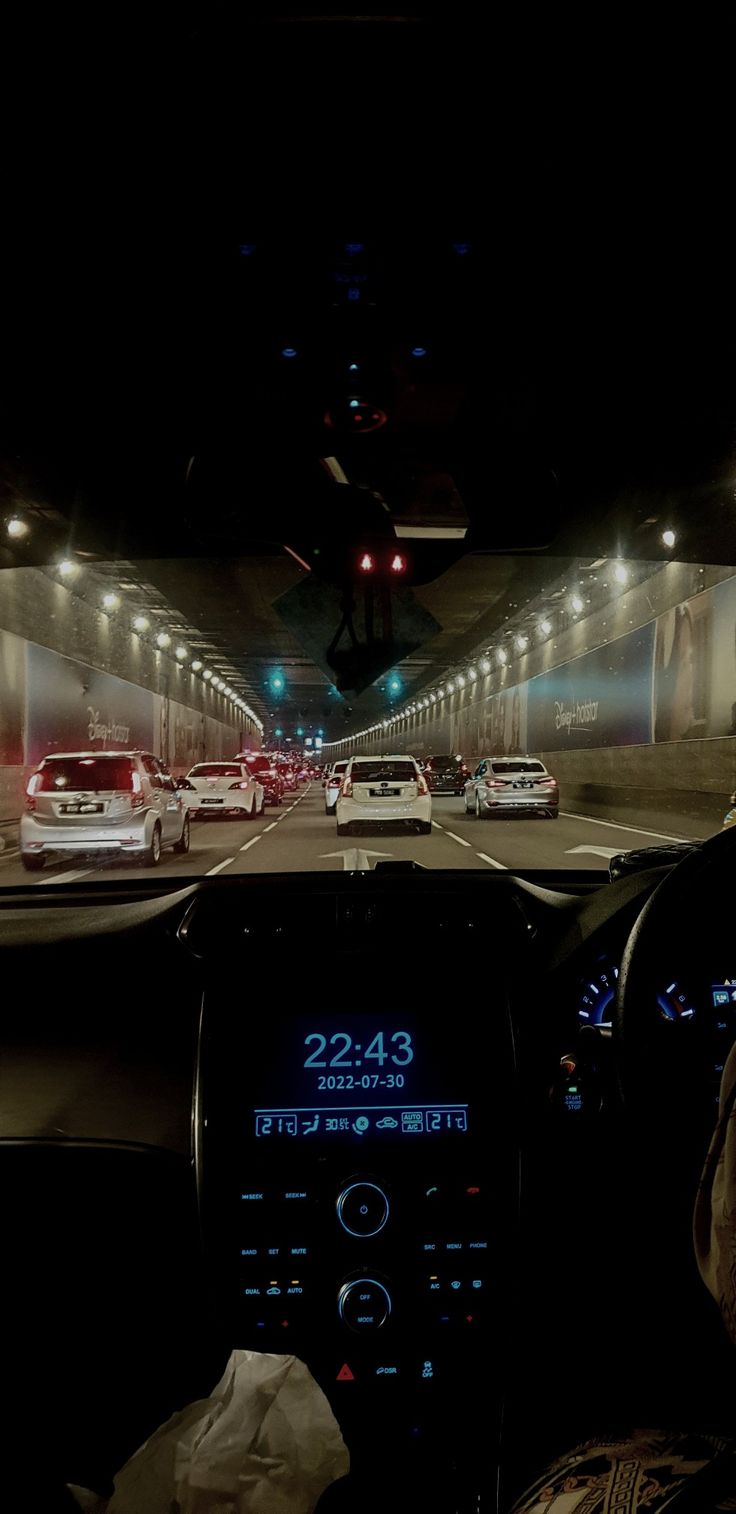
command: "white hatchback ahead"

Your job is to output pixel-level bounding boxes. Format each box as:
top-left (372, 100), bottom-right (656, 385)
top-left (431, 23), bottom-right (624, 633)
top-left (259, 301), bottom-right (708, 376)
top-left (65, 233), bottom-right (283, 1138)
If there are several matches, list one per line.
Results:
top-left (335, 755), bottom-right (431, 836)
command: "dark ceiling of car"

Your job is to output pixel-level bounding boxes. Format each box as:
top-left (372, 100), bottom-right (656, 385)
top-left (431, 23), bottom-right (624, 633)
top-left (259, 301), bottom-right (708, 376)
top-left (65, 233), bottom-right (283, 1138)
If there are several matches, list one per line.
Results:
top-left (0, 12), bottom-right (733, 734)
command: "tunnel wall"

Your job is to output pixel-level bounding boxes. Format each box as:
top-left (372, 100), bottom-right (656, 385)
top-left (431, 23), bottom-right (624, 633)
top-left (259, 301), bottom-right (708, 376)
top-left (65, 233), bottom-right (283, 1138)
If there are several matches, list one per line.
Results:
top-left (0, 568), bottom-right (258, 825)
top-left (327, 561), bottom-right (736, 834)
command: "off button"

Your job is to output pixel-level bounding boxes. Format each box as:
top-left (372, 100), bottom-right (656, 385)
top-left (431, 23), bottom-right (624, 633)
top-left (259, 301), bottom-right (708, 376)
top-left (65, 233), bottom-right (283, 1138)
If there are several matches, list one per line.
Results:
top-left (336, 1182), bottom-right (389, 1238)
top-left (338, 1278), bottom-right (392, 1333)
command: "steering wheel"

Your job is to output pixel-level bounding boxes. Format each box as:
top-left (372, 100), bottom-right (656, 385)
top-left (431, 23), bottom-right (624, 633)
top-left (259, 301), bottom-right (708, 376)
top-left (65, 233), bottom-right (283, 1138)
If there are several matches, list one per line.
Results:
top-left (615, 824), bottom-right (736, 1137)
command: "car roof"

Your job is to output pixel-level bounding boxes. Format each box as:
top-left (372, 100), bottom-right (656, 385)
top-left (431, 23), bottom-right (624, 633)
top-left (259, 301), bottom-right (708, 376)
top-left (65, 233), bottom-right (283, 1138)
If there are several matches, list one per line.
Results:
top-left (40, 750), bottom-right (144, 761)
top-left (350, 754), bottom-right (417, 762)
top-left (484, 754), bottom-right (544, 763)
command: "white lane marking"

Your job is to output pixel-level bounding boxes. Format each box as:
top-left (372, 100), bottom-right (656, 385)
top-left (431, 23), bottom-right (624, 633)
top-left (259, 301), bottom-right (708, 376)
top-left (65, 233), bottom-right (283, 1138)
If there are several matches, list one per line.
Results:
top-left (560, 811), bottom-right (692, 843)
top-left (321, 848), bottom-right (393, 871)
top-left (37, 867), bottom-right (94, 885)
top-left (431, 820), bottom-right (444, 830)
top-left (263, 822), bottom-right (278, 833)
top-left (240, 835), bottom-right (262, 853)
top-left (444, 830), bottom-right (472, 848)
top-left (206, 857), bottom-right (235, 875)
top-left (566, 844), bottom-right (621, 860)
top-left (476, 851), bottom-right (507, 870)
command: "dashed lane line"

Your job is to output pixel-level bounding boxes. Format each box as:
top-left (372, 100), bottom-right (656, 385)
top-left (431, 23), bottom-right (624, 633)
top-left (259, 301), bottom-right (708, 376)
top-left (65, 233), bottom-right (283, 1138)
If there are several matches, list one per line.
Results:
top-left (476, 851), bottom-right (507, 870)
top-left (263, 822), bottom-right (278, 833)
top-left (444, 830), bottom-right (472, 848)
top-left (206, 857), bottom-right (235, 876)
top-left (38, 867), bottom-right (95, 885)
top-left (239, 835), bottom-right (262, 854)
top-left (431, 820), bottom-right (444, 830)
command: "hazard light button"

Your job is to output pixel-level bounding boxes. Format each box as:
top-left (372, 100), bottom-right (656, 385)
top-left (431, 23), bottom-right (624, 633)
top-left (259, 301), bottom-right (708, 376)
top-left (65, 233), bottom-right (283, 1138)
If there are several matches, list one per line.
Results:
top-left (336, 1362), bottom-right (355, 1381)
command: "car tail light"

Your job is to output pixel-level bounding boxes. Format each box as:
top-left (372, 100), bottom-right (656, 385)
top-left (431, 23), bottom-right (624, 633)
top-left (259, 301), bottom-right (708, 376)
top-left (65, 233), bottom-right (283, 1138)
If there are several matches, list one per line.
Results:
top-left (229, 781), bottom-right (250, 790)
top-left (485, 779), bottom-right (506, 788)
top-left (416, 773), bottom-right (429, 795)
top-left (341, 777), bottom-right (353, 798)
top-left (25, 772), bottom-right (43, 812)
top-left (131, 770), bottom-right (145, 808)
top-left (539, 774), bottom-right (557, 785)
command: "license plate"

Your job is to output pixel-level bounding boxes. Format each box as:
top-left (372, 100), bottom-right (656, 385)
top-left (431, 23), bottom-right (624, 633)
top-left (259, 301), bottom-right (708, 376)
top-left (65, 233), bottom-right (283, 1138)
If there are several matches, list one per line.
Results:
top-left (515, 781), bottom-right (532, 789)
top-left (61, 802), bottom-right (103, 814)
top-left (369, 787), bottom-right (400, 797)
top-left (201, 797), bottom-right (223, 805)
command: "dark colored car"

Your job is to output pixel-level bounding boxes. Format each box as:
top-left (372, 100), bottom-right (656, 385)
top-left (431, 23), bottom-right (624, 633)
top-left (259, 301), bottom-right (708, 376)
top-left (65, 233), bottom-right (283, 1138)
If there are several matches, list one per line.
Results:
top-left (422, 754), bottom-right (469, 795)
top-left (237, 751), bottom-right (285, 806)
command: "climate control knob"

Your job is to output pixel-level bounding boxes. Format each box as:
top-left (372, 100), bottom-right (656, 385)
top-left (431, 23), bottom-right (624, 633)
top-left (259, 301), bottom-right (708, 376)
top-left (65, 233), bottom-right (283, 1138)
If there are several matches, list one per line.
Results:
top-left (338, 1277), bottom-right (392, 1332)
top-left (336, 1181), bottom-right (389, 1238)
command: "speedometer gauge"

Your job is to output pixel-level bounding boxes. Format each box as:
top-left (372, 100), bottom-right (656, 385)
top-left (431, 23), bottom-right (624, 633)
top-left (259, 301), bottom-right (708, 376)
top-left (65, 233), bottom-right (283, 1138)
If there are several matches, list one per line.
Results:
top-left (577, 960), bottom-right (618, 1027)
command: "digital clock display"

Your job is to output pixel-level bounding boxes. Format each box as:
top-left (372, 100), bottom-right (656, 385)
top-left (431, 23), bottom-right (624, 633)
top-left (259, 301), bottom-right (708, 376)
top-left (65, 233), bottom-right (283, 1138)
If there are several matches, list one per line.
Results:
top-left (252, 1014), bottom-right (469, 1142)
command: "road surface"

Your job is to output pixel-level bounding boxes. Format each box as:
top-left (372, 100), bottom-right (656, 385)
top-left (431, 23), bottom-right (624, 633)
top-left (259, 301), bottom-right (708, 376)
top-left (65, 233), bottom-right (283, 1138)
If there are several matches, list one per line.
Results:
top-left (0, 784), bottom-right (719, 886)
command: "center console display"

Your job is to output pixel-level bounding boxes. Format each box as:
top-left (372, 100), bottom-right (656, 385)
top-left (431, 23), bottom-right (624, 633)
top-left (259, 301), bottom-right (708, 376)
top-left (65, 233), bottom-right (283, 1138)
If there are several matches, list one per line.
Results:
top-left (252, 1014), bottom-right (470, 1141)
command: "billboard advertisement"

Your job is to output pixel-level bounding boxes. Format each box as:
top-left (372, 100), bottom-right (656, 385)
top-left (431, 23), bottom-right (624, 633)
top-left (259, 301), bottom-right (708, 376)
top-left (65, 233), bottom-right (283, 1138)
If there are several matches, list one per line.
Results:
top-left (25, 643), bottom-right (156, 766)
top-left (527, 623), bottom-right (655, 753)
top-left (0, 629), bottom-right (25, 765)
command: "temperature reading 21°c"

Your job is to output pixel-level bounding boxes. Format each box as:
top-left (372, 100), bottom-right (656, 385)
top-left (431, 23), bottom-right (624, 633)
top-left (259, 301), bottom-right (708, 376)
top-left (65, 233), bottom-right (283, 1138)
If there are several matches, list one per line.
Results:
top-left (303, 1030), bottom-right (414, 1069)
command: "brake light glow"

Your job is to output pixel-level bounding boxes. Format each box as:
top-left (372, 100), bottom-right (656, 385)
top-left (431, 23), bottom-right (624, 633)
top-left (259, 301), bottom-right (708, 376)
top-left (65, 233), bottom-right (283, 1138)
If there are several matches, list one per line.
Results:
top-left (539, 774), bottom-right (557, 785)
top-left (341, 777), bottom-right (353, 798)
top-left (25, 772), bottom-right (43, 812)
top-left (416, 773), bottom-right (429, 795)
top-left (229, 781), bottom-right (250, 790)
top-left (131, 770), bottom-right (145, 808)
top-left (485, 779), bottom-right (506, 788)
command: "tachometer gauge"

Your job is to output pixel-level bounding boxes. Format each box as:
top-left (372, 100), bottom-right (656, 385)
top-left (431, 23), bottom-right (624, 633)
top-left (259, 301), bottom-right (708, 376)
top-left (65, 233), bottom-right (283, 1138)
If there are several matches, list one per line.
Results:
top-left (657, 981), bottom-right (696, 1021)
top-left (577, 960), bottom-right (618, 1028)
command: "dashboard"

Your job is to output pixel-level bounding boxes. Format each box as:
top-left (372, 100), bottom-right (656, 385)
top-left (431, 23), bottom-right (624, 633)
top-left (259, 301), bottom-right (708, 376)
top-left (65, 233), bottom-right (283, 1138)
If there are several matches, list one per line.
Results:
top-left (0, 859), bottom-right (728, 1510)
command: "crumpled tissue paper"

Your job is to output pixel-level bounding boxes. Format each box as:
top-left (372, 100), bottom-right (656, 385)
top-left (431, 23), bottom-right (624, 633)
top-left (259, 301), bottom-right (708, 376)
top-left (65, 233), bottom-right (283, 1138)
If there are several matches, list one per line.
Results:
top-left (70, 1349), bottom-right (349, 1514)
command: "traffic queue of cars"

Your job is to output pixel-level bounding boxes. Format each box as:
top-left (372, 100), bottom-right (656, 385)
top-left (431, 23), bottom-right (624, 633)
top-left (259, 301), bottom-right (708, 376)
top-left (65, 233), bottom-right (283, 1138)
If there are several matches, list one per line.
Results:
top-left (19, 746), bottom-right (316, 871)
top-left (320, 750), bottom-right (560, 836)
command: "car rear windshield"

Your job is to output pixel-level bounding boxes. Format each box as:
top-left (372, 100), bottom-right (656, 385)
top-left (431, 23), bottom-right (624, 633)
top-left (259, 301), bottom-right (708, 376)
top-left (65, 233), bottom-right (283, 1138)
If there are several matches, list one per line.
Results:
top-left (491, 760), bottom-right (545, 774)
top-left (426, 755), bottom-right (458, 768)
top-left (37, 757), bottom-right (134, 791)
top-left (189, 764), bottom-right (242, 777)
top-left (354, 761), bottom-right (418, 781)
top-left (242, 755), bottom-right (271, 772)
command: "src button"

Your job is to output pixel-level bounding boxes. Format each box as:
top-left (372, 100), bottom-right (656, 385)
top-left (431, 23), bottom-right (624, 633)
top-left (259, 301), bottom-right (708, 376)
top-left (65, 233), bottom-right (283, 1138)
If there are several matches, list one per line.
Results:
top-left (336, 1182), bottom-right (389, 1238)
top-left (338, 1277), bottom-right (392, 1332)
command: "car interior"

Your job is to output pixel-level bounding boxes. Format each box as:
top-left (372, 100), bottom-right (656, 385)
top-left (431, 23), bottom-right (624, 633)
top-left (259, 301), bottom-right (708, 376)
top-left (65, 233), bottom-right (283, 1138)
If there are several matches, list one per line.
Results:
top-left (2, 10), bottom-right (736, 1513)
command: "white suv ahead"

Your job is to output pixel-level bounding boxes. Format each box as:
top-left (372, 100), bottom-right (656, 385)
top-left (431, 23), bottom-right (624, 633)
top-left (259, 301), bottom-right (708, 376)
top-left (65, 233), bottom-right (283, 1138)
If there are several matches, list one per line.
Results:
top-left (336, 755), bottom-right (431, 836)
top-left (21, 750), bottom-right (190, 871)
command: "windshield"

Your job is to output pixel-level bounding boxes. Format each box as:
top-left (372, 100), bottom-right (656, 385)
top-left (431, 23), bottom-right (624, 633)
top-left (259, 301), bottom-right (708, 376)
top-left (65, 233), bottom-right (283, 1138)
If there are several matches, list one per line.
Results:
top-left (188, 764), bottom-right (242, 778)
top-left (3, 552), bottom-right (736, 881)
top-left (34, 757), bottom-right (135, 791)
top-left (491, 761), bottom-right (545, 774)
top-left (352, 762), bottom-right (418, 781)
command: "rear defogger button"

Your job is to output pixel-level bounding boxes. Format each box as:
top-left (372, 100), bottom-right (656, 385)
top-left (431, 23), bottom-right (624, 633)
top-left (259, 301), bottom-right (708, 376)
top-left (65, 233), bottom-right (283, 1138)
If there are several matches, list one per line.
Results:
top-left (336, 1181), bottom-right (389, 1238)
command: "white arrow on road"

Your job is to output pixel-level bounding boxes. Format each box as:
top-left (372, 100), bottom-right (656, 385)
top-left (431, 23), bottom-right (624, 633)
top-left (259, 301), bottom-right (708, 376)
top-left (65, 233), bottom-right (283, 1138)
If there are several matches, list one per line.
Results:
top-left (320, 848), bottom-right (393, 871)
top-left (566, 844), bottom-right (622, 860)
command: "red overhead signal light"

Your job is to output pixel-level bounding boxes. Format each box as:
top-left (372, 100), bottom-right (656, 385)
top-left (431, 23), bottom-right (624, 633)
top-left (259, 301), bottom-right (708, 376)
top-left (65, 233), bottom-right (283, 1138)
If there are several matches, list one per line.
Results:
top-left (389, 552), bottom-right (407, 575)
top-left (358, 552), bottom-right (375, 574)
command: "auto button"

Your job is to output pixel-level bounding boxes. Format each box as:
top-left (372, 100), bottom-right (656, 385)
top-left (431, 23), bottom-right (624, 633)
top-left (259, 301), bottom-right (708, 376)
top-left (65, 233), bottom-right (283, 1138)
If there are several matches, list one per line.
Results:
top-left (336, 1181), bottom-right (389, 1238)
top-left (338, 1277), bottom-right (392, 1332)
